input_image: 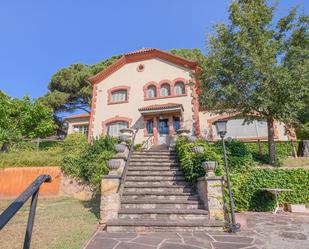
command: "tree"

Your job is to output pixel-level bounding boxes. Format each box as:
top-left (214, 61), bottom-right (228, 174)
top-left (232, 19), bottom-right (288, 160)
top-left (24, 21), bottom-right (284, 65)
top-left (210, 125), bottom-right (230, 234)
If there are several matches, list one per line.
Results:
top-left (199, 0), bottom-right (309, 164)
top-left (41, 49), bottom-right (205, 115)
top-left (40, 55), bottom-right (121, 114)
top-left (170, 48), bottom-right (206, 65)
top-left (0, 91), bottom-right (56, 152)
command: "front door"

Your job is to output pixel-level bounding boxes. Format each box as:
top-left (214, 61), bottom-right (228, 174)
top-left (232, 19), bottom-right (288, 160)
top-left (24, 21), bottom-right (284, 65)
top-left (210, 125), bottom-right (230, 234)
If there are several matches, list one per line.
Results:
top-left (158, 119), bottom-right (170, 145)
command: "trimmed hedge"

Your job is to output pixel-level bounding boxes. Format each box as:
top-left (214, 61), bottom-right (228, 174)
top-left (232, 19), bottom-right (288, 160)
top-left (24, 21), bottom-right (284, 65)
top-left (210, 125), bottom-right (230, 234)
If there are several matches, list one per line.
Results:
top-left (231, 168), bottom-right (309, 211)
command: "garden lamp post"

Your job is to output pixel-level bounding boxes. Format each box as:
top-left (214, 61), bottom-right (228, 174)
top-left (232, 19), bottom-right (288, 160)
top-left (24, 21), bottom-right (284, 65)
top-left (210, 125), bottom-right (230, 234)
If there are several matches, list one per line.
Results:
top-left (215, 120), bottom-right (240, 233)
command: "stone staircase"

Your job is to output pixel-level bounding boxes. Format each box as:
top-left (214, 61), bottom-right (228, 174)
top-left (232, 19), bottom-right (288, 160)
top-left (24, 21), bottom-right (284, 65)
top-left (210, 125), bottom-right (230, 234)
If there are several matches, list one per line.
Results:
top-left (106, 149), bottom-right (223, 232)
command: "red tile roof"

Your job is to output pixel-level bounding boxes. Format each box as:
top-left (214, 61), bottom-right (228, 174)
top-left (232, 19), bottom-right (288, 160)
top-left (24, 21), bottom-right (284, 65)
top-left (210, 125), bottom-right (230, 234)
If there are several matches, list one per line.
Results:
top-left (138, 103), bottom-right (183, 112)
top-left (88, 48), bottom-right (197, 84)
top-left (63, 113), bottom-right (90, 120)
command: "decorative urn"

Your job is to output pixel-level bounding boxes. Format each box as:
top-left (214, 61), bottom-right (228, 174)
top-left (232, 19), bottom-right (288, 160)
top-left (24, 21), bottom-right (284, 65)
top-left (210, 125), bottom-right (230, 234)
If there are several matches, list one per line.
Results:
top-left (192, 146), bottom-right (204, 154)
top-left (202, 161), bottom-right (217, 176)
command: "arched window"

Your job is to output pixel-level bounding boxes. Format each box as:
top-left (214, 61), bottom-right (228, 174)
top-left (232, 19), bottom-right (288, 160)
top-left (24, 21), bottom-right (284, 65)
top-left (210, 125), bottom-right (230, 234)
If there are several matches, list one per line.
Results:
top-left (160, 83), bottom-right (171, 97)
top-left (107, 121), bottom-right (128, 137)
top-left (147, 85), bottom-right (157, 98)
top-left (174, 82), bottom-right (185, 95)
top-left (111, 90), bottom-right (127, 102)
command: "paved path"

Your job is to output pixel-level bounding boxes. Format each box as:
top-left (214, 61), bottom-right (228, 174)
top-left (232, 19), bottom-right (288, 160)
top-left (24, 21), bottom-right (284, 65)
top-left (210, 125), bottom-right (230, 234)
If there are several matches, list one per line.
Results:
top-left (85, 212), bottom-right (309, 249)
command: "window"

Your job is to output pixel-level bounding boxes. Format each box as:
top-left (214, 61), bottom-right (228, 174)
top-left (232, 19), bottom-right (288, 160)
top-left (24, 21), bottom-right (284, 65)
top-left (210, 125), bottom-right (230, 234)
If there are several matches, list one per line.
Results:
top-left (160, 83), bottom-right (171, 97)
top-left (73, 125), bottom-right (89, 135)
top-left (173, 117), bottom-right (180, 131)
top-left (111, 90), bottom-right (127, 102)
top-left (146, 119), bottom-right (153, 134)
top-left (107, 121), bottom-right (128, 137)
top-left (147, 85), bottom-right (157, 98)
top-left (174, 82), bottom-right (185, 95)
top-left (214, 119), bottom-right (268, 138)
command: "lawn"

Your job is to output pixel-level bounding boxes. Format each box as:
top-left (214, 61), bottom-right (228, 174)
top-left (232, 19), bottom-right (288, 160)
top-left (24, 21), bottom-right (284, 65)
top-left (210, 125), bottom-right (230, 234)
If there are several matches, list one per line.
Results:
top-left (0, 197), bottom-right (99, 249)
top-left (0, 147), bottom-right (62, 168)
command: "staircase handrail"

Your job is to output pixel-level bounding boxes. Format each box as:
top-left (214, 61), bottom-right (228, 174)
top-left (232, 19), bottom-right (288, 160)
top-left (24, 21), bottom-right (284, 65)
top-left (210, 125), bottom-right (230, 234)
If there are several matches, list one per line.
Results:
top-left (117, 128), bottom-right (138, 195)
top-left (0, 174), bottom-right (52, 249)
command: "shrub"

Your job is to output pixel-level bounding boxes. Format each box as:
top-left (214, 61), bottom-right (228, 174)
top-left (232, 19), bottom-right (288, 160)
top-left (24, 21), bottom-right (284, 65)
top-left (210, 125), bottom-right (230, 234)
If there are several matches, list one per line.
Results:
top-left (175, 137), bottom-right (223, 182)
top-left (231, 168), bottom-right (309, 211)
top-left (245, 141), bottom-right (299, 165)
top-left (61, 134), bottom-right (117, 187)
top-left (213, 140), bottom-right (256, 172)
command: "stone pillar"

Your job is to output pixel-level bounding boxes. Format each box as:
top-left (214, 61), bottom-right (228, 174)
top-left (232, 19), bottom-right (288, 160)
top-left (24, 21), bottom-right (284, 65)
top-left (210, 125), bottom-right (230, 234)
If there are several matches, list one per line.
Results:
top-left (100, 176), bottom-right (121, 224)
top-left (100, 140), bottom-right (130, 224)
top-left (197, 176), bottom-right (225, 220)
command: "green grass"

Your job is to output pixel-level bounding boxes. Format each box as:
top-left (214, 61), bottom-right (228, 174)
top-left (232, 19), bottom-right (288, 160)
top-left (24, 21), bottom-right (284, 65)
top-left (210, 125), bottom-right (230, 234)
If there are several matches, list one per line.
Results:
top-left (0, 148), bottom-right (63, 168)
top-left (0, 197), bottom-right (99, 249)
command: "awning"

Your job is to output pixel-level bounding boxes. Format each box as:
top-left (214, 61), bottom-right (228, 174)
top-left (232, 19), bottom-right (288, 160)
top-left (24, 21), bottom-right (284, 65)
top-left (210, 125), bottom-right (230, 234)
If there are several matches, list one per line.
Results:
top-left (138, 103), bottom-right (183, 115)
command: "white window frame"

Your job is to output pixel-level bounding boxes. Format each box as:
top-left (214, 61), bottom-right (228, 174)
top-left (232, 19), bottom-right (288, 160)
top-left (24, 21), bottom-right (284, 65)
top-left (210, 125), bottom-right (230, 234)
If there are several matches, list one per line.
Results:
top-left (111, 90), bottom-right (127, 102)
top-left (160, 84), bottom-right (171, 97)
top-left (107, 121), bottom-right (129, 137)
top-left (174, 82), bottom-right (185, 95)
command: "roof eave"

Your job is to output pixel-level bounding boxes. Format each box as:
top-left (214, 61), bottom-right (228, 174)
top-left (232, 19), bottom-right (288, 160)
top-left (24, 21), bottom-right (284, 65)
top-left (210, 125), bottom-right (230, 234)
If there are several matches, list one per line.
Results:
top-left (87, 49), bottom-right (197, 85)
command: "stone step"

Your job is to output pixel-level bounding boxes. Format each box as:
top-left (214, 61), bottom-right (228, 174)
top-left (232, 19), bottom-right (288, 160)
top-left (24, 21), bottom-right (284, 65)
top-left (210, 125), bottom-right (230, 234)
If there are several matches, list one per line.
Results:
top-left (125, 182), bottom-right (191, 188)
top-left (128, 166), bottom-right (180, 171)
top-left (124, 186), bottom-right (194, 194)
top-left (125, 180), bottom-right (191, 187)
top-left (122, 195), bottom-right (199, 202)
top-left (132, 152), bottom-right (176, 156)
top-left (125, 175), bottom-right (186, 181)
top-left (129, 159), bottom-right (178, 163)
top-left (130, 155), bottom-right (178, 160)
top-left (106, 219), bottom-right (223, 232)
top-left (118, 209), bottom-right (208, 220)
top-left (129, 162), bottom-right (179, 166)
top-left (126, 171), bottom-right (184, 176)
top-left (121, 200), bottom-right (203, 210)
top-left (122, 191), bottom-right (196, 196)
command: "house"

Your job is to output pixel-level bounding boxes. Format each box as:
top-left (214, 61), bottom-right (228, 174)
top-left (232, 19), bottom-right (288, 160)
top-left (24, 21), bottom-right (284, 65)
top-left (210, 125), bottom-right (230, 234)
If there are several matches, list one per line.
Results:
top-left (64, 48), bottom-right (294, 145)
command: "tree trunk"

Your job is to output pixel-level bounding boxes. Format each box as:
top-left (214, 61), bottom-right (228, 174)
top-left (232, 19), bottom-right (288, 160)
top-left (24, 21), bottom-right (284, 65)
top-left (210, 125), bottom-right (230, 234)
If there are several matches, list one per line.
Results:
top-left (298, 140), bottom-right (309, 157)
top-left (267, 117), bottom-right (276, 165)
top-left (0, 142), bottom-right (9, 153)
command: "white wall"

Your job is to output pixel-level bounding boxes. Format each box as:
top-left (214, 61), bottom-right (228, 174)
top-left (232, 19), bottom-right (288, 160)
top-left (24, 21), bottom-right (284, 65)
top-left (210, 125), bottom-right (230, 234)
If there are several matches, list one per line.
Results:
top-left (92, 58), bottom-right (195, 144)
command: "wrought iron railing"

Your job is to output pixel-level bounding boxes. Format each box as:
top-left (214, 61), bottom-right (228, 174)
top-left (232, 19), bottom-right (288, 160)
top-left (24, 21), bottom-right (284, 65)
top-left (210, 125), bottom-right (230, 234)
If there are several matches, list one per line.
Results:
top-left (0, 174), bottom-right (52, 249)
top-left (117, 129), bottom-right (137, 196)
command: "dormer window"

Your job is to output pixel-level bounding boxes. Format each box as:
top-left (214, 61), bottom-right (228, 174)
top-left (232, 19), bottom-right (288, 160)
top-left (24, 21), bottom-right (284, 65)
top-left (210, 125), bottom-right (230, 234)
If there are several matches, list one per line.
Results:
top-left (160, 83), bottom-right (171, 97)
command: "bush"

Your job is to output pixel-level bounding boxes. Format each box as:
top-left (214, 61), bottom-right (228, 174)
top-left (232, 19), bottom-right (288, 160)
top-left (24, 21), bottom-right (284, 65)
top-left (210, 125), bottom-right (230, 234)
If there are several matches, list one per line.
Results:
top-left (61, 134), bottom-right (117, 187)
top-left (214, 140), bottom-right (256, 172)
top-left (175, 137), bottom-right (223, 182)
top-left (245, 141), bottom-right (299, 165)
top-left (231, 168), bottom-right (309, 211)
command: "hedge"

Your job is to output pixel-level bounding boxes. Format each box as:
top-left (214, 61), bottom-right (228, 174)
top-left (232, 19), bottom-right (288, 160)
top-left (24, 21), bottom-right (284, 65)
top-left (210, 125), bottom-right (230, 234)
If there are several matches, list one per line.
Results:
top-left (245, 141), bottom-right (298, 165)
top-left (174, 138), bottom-right (309, 211)
top-left (231, 168), bottom-right (309, 211)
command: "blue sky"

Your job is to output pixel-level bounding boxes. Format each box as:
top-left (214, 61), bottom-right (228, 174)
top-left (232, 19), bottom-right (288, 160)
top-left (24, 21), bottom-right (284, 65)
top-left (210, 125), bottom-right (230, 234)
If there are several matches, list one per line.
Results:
top-left (0, 0), bottom-right (308, 99)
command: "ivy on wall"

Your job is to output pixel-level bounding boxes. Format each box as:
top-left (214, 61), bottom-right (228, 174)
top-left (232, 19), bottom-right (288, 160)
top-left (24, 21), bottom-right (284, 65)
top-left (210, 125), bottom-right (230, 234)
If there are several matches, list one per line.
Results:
top-left (175, 138), bottom-right (309, 211)
top-left (231, 169), bottom-right (309, 211)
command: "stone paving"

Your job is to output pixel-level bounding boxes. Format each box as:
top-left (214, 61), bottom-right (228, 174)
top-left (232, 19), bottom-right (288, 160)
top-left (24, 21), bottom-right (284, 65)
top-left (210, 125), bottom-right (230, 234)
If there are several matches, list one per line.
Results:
top-left (84, 212), bottom-right (309, 249)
